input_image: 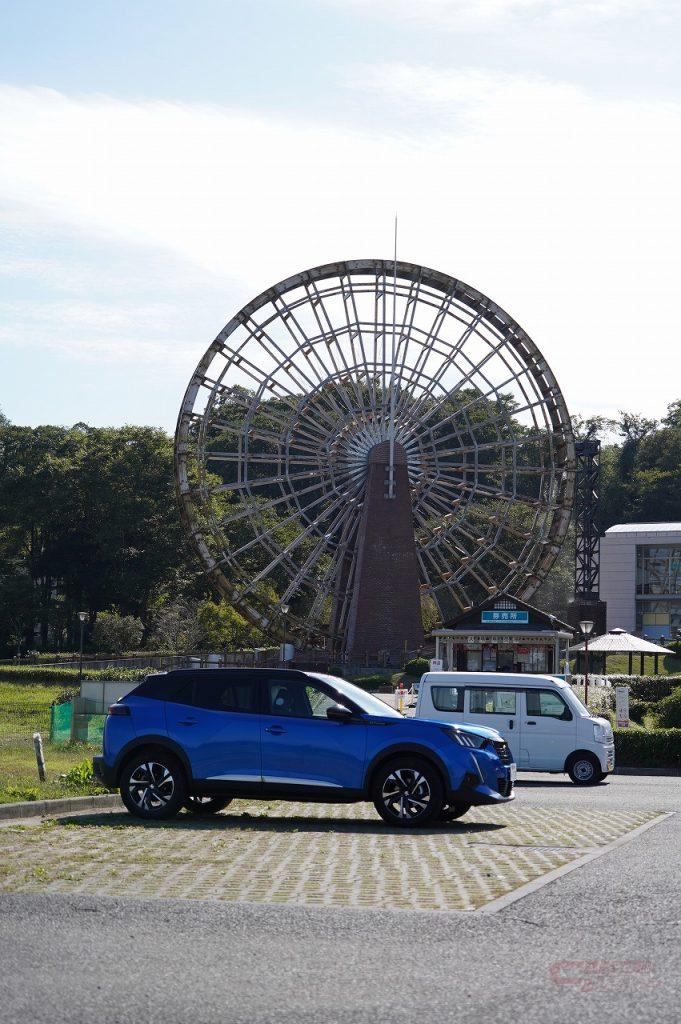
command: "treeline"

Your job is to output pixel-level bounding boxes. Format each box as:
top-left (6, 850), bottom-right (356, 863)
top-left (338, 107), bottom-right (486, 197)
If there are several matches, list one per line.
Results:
top-left (0, 401), bottom-right (679, 656)
top-left (0, 416), bottom-right (261, 657)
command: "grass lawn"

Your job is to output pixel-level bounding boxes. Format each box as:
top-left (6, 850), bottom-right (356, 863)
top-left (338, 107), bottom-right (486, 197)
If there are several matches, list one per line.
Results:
top-left (0, 682), bottom-right (107, 804)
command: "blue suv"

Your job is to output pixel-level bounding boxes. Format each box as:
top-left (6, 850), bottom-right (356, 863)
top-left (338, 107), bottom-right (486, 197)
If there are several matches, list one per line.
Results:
top-left (93, 669), bottom-right (515, 827)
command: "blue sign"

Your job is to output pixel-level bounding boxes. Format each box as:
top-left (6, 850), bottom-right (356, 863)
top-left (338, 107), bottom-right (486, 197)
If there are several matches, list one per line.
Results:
top-left (481, 610), bottom-right (529, 624)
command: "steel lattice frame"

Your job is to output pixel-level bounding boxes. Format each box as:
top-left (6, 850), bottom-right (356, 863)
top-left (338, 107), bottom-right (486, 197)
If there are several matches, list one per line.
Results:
top-left (174, 260), bottom-right (576, 640)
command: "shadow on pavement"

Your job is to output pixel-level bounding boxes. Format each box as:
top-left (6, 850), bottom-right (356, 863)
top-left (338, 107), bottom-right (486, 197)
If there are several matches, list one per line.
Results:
top-left (55, 809), bottom-right (507, 837)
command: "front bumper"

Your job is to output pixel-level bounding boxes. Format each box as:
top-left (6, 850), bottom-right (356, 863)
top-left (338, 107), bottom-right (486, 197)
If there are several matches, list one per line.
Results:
top-left (452, 760), bottom-right (515, 806)
top-left (92, 756), bottom-right (117, 788)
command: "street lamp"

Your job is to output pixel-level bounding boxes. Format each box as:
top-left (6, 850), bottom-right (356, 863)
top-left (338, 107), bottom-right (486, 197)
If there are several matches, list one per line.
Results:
top-left (579, 620), bottom-right (594, 710)
top-left (280, 604), bottom-right (290, 667)
top-left (78, 612), bottom-right (88, 688)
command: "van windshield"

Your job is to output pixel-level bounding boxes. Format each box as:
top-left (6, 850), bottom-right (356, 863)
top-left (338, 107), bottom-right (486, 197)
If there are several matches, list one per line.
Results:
top-left (307, 674), bottom-right (402, 718)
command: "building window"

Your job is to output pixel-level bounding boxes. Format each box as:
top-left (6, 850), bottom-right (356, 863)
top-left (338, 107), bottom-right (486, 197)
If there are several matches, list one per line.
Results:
top-left (636, 599), bottom-right (681, 639)
top-left (636, 546), bottom-right (681, 596)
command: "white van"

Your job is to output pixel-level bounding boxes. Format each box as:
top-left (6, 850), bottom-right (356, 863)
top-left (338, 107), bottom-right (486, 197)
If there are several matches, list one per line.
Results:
top-left (414, 672), bottom-right (614, 785)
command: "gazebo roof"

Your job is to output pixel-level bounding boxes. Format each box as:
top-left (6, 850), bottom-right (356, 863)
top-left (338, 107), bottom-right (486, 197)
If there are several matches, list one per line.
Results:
top-left (570, 628), bottom-right (674, 655)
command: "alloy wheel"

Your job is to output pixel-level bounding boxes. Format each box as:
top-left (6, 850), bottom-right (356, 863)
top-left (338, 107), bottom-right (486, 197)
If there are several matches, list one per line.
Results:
top-left (381, 768), bottom-right (431, 820)
top-left (127, 761), bottom-right (175, 811)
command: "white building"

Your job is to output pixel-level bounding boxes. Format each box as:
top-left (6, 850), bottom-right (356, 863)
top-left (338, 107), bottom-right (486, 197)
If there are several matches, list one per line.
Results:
top-left (600, 523), bottom-right (681, 640)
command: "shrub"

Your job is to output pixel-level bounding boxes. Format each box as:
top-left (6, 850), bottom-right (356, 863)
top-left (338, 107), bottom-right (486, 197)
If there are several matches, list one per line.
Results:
top-left (628, 697), bottom-right (654, 723)
top-left (0, 665), bottom-right (153, 685)
top-left (614, 728), bottom-right (681, 769)
top-left (92, 611), bottom-right (144, 655)
top-left (655, 689), bottom-right (681, 729)
top-left (351, 674), bottom-right (389, 691)
top-left (404, 657), bottom-right (429, 677)
top-left (606, 675), bottom-right (681, 701)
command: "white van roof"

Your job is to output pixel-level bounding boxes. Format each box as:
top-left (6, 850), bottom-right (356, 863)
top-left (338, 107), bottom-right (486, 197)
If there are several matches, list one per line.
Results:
top-left (421, 672), bottom-right (570, 689)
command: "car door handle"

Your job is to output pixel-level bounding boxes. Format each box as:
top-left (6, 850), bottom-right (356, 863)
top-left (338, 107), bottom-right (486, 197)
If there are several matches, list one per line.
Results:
top-left (526, 720), bottom-right (537, 725)
top-left (265, 726), bottom-right (286, 735)
top-left (178, 719), bottom-right (197, 726)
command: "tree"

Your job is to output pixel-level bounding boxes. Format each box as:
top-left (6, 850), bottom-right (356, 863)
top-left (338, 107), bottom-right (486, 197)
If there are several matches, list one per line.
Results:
top-left (197, 600), bottom-right (263, 649)
top-left (91, 610), bottom-right (144, 654)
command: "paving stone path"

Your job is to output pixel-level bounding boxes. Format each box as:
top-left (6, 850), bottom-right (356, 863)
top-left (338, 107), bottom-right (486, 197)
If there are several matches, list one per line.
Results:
top-left (0, 801), bottom-right (661, 911)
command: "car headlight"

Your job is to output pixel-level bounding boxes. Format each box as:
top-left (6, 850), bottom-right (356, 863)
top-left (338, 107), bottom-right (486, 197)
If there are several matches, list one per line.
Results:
top-left (442, 727), bottom-right (488, 749)
top-left (593, 722), bottom-right (612, 743)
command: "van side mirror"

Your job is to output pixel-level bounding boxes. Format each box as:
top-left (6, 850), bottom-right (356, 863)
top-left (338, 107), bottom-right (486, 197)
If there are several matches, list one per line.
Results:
top-left (326, 704), bottom-right (354, 722)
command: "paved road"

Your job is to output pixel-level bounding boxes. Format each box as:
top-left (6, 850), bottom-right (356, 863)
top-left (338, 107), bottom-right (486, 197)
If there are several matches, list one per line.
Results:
top-left (1, 775), bottom-right (680, 1023)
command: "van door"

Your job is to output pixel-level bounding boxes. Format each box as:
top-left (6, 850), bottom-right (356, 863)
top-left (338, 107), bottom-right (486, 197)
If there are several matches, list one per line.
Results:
top-left (465, 685), bottom-right (521, 760)
top-left (521, 688), bottom-right (576, 771)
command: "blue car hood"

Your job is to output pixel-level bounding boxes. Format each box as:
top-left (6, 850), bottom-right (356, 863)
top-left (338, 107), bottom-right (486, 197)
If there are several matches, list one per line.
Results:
top-left (415, 717), bottom-right (503, 741)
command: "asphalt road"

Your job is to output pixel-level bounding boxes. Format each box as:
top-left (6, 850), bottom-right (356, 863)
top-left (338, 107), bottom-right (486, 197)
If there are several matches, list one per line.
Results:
top-left (1, 774), bottom-right (680, 1024)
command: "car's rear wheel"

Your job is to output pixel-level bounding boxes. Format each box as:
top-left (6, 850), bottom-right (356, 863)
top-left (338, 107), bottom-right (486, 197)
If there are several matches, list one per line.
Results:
top-left (184, 795), bottom-right (233, 816)
top-left (567, 752), bottom-right (604, 786)
top-left (120, 750), bottom-right (186, 820)
top-left (438, 802), bottom-right (472, 821)
top-left (372, 757), bottom-right (444, 828)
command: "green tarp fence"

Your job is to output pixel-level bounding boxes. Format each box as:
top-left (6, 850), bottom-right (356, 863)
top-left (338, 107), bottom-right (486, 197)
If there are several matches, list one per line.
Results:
top-left (49, 700), bottom-right (106, 746)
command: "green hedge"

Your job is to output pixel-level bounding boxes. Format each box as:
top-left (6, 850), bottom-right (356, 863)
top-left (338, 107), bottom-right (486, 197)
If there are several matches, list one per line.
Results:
top-left (350, 674), bottom-right (390, 691)
top-left (0, 665), bottom-right (154, 685)
top-left (614, 728), bottom-right (681, 768)
top-left (607, 675), bottom-right (681, 701)
top-left (404, 658), bottom-right (429, 678)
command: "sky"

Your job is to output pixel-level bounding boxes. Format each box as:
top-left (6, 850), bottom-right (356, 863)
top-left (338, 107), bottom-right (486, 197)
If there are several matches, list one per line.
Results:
top-left (1, 0), bottom-right (680, 431)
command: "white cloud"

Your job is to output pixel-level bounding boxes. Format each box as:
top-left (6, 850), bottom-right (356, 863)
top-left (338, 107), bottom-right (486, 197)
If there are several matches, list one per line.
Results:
top-left (0, 78), bottom-right (680, 420)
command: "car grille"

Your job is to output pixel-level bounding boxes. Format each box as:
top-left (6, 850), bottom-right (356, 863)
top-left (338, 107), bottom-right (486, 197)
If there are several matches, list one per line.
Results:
top-left (492, 740), bottom-right (513, 764)
top-left (497, 778), bottom-right (513, 797)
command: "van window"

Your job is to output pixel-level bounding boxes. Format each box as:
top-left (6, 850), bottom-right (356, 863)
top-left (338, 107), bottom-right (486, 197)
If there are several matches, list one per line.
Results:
top-left (431, 686), bottom-right (464, 712)
top-left (526, 689), bottom-right (572, 720)
top-left (469, 688), bottom-right (517, 714)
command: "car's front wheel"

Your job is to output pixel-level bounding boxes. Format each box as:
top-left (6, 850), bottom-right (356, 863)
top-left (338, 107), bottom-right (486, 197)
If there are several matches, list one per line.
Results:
top-left (184, 795), bottom-right (233, 816)
top-left (372, 757), bottom-right (444, 828)
top-left (120, 750), bottom-right (186, 820)
top-left (567, 752), bottom-right (604, 786)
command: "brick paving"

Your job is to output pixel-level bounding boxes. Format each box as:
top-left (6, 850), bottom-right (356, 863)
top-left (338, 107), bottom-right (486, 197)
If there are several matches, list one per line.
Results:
top-left (0, 801), bottom-right (661, 912)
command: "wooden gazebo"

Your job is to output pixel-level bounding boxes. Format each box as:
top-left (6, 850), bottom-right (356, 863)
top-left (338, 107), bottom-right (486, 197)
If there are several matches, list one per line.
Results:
top-left (570, 627), bottom-right (674, 675)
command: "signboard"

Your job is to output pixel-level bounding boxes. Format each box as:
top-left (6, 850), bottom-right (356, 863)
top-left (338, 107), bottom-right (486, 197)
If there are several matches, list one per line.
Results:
top-left (616, 686), bottom-right (630, 728)
top-left (481, 610), bottom-right (529, 624)
top-left (429, 658), bottom-right (444, 671)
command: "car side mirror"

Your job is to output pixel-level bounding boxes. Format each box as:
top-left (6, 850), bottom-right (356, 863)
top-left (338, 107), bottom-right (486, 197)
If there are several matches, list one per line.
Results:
top-left (326, 704), bottom-right (354, 722)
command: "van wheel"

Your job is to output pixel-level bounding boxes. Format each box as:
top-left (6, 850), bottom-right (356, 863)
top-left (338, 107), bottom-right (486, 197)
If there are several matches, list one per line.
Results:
top-left (184, 795), bottom-right (233, 815)
top-left (120, 750), bottom-right (186, 820)
top-left (372, 757), bottom-right (444, 828)
top-left (438, 803), bottom-right (471, 821)
top-left (567, 753), bottom-right (604, 786)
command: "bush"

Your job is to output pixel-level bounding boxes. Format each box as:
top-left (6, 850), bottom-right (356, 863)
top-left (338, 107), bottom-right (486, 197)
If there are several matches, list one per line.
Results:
top-left (404, 657), bottom-right (429, 677)
top-left (628, 697), bottom-right (655, 723)
top-left (0, 665), bottom-right (153, 685)
top-left (655, 689), bottom-right (681, 729)
top-left (92, 611), bottom-right (144, 655)
top-left (614, 728), bottom-right (681, 769)
top-left (606, 675), bottom-right (681, 701)
top-left (351, 674), bottom-right (389, 691)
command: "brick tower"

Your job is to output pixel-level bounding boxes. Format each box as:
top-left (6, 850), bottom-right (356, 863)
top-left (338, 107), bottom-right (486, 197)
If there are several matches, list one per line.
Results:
top-left (342, 440), bottom-right (424, 664)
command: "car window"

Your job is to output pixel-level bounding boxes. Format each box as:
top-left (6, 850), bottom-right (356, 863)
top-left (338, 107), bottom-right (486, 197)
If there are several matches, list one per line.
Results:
top-left (267, 679), bottom-right (338, 719)
top-left (526, 689), bottom-right (572, 720)
top-left (431, 686), bottom-right (464, 712)
top-left (469, 688), bottom-right (517, 714)
top-left (191, 676), bottom-right (259, 713)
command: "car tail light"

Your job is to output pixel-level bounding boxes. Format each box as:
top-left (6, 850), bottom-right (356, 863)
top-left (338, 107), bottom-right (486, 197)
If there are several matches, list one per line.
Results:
top-left (107, 703), bottom-right (130, 716)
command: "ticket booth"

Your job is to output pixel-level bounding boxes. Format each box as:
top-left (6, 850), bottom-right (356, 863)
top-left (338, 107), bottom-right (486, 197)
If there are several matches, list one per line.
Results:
top-left (431, 592), bottom-right (573, 675)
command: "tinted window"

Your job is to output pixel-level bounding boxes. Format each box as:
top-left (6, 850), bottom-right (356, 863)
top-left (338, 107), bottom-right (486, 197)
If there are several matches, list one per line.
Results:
top-left (267, 679), bottom-right (338, 719)
top-left (431, 686), bottom-right (464, 712)
top-left (192, 675), bottom-right (259, 713)
top-left (469, 688), bottom-right (517, 714)
top-left (526, 689), bottom-right (572, 720)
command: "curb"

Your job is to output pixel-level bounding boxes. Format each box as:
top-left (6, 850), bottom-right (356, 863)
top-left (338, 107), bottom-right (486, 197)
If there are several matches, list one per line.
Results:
top-left (614, 767), bottom-right (681, 777)
top-left (0, 793), bottom-right (122, 821)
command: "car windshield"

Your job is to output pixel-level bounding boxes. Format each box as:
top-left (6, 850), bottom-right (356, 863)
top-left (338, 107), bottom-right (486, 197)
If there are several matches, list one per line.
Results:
top-left (307, 674), bottom-right (402, 718)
